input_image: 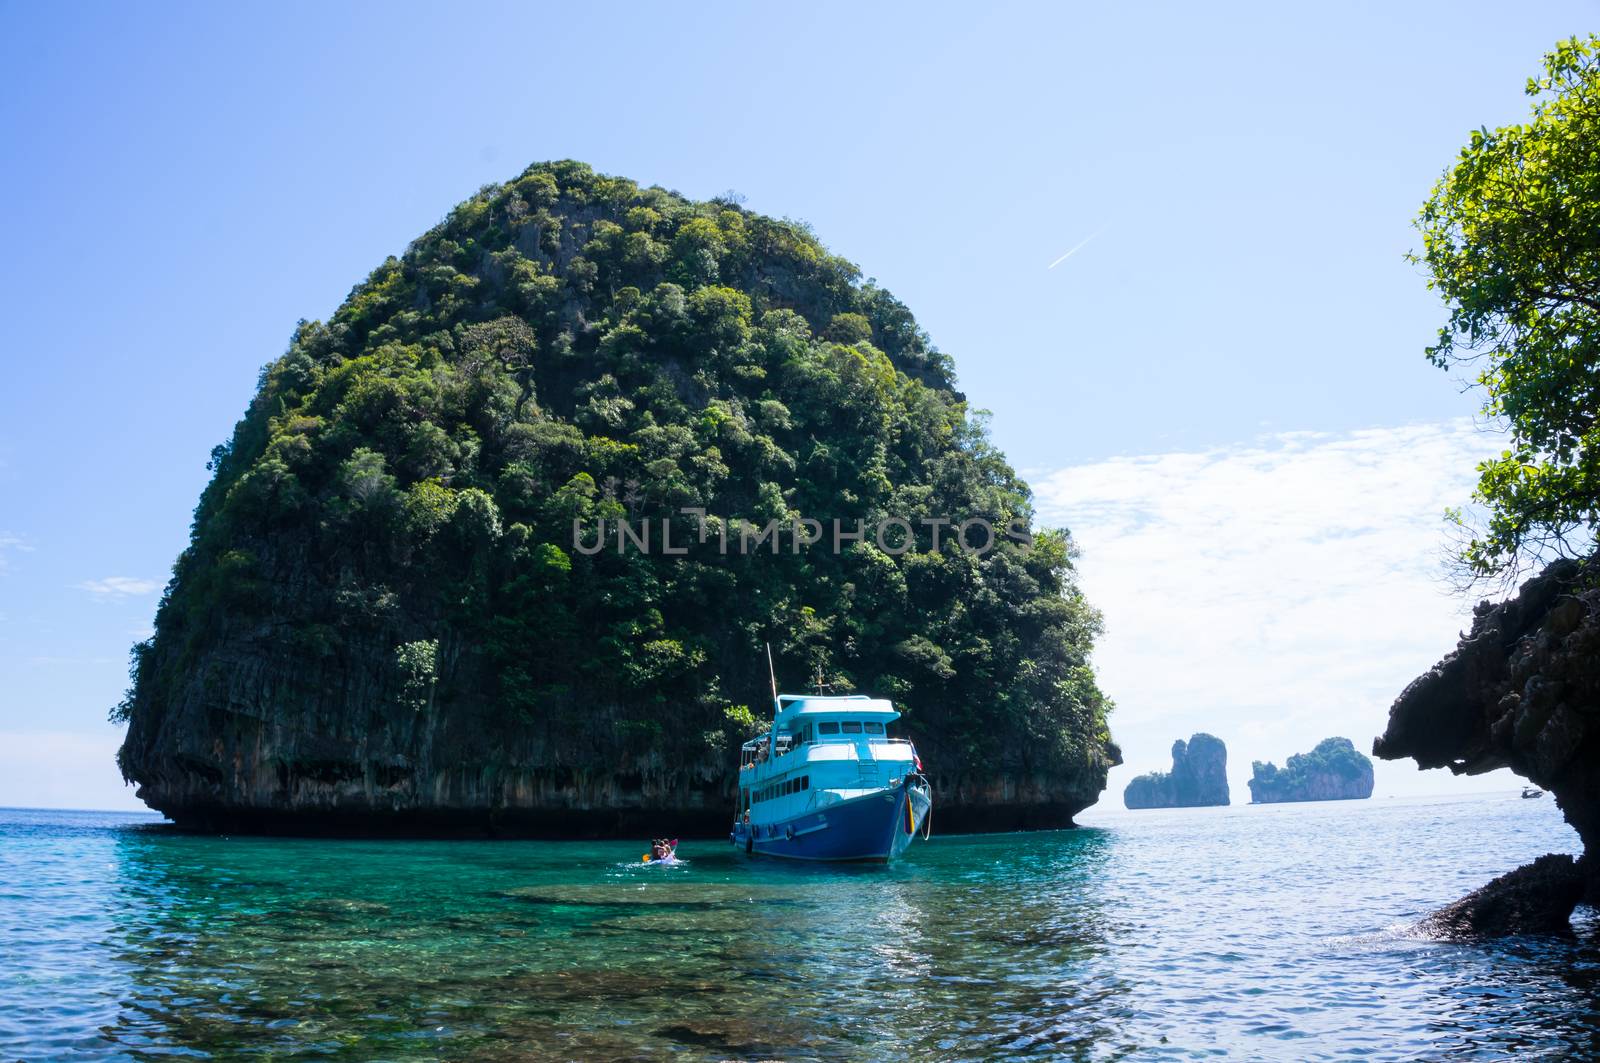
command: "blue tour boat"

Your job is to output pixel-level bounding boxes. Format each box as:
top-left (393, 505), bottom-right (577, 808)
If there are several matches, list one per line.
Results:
top-left (730, 693), bottom-right (932, 862)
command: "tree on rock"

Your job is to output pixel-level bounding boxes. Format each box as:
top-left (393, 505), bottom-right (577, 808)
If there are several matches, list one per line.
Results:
top-left (1414, 35), bottom-right (1600, 582)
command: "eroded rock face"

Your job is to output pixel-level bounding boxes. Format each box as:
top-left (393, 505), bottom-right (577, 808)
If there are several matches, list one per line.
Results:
top-left (1123, 734), bottom-right (1229, 809)
top-left (1415, 854), bottom-right (1585, 939)
top-left (1374, 560), bottom-right (1600, 843)
top-left (1375, 556), bottom-right (1600, 919)
top-left (1247, 737), bottom-right (1374, 803)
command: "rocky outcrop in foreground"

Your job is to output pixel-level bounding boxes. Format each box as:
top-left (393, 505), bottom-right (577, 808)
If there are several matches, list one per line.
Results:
top-left (1123, 734), bottom-right (1229, 809)
top-left (1375, 557), bottom-right (1600, 925)
top-left (1247, 737), bottom-right (1373, 803)
top-left (1413, 854), bottom-right (1585, 939)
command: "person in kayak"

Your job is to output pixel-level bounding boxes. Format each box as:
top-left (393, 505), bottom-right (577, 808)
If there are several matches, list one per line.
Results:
top-left (649, 838), bottom-right (678, 862)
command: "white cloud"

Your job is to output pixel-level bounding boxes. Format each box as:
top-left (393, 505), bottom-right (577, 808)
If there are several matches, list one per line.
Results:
top-left (78, 577), bottom-right (160, 597)
top-left (0, 533), bottom-right (31, 575)
top-left (1032, 419), bottom-right (1521, 806)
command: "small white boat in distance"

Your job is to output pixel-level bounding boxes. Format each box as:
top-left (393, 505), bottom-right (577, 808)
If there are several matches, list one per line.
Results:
top-left (730, 694), bottom-right (932, 862)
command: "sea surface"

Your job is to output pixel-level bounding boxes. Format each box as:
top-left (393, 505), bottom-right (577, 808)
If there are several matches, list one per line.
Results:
top-left (3, 793), bottom-right (1597, 1061)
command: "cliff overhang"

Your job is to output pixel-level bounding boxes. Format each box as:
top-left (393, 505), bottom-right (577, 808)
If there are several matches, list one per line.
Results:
top-left (1375, 556), bottom-right (1600, 929)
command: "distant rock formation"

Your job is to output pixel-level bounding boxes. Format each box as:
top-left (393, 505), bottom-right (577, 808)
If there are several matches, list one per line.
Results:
top-left (1123, 734), bottom-right (1229, 809)
top-left (1375, 556), bottom-right (1600, 921)
top-left (1247, 737), bottom-right (1373, 803)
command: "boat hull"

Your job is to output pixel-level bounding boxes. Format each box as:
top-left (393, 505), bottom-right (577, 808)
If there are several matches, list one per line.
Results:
top-left (731, 778), bottom-right (931, 862)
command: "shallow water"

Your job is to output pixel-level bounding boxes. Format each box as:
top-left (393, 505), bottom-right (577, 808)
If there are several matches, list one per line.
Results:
top-left (3, 793), bottom-right (1596, 1060)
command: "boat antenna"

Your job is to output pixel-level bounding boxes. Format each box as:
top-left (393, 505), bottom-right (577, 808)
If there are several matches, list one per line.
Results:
top-left (765, 642), bottom-right (779, 756)
top-left (766, 642), bottom-right (778, 709)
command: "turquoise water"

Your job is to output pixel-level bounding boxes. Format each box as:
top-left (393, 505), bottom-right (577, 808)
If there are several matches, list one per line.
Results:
top-left (3, 793), bottom-right (1597, 1060)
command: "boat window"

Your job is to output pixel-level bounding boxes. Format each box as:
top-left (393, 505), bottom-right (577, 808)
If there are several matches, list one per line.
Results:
top-left (818, 722), bottom-right (839, 735)
top-left (865, 722), bottom-right (884, 734)
top-left (842, 721), bottom-right (862, 734)
top-left (801, 776), bottom-right (809, 789)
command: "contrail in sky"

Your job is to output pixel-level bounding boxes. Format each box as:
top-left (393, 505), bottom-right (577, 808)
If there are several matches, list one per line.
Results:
top-left (1047, 228), bottom-right (1103, 269)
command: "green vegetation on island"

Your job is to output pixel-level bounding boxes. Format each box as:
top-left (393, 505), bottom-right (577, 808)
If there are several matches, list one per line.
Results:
top-left (114, 161), bottom-right (1118, 833)
top-left (1249, 738), bottom-right (1374, 804)
top-left (1415, 35), bottom-right (1600, 582)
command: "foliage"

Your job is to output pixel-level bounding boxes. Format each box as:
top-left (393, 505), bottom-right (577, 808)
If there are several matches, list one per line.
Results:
top-left (118, 161), bottom-right (1114, 784)
top-left (1414, 36), bottom-right (1600, 578)
top-left (395, 640), bottom-right (439, 711)
top-left (108, 639), bottom-right (153, 724)
top-left (1249, 738), bottom-right (1370, 791)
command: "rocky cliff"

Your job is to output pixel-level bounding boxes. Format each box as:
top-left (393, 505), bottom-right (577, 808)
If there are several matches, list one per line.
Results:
top-left (114, 161), bottom-right (1120, 837)
top-left (1123, 734), bottom-right (1229, 809)
top-left (1375, 557), bottom-right (1600, 913)
top-left (1247, 738), bottom-right (1373, 803)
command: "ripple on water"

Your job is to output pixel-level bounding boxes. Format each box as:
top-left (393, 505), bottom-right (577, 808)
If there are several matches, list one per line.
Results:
top-left (0, 796), bottom-right (1596, 1060)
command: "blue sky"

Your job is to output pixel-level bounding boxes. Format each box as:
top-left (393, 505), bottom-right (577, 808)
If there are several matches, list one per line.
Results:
top-left (1, 2), bottom-right (1593, 809)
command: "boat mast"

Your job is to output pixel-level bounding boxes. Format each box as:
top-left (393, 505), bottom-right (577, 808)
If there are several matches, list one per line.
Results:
top-left (765, 642), bottom-right (779, 757)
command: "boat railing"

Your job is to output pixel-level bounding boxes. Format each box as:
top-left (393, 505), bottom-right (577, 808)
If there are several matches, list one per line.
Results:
top-left (741, 735), bottom-right (917, 772)
top-left (806, 736), bottom-right (917, 754)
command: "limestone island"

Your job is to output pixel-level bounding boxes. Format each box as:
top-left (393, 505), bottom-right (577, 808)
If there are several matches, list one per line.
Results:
top-left (1123, 733), bottom-right (1229, 809)
top-left (1247, 737), bottom-right (1374, 803)
top-left (111, 161), bottom-right (1121, 838)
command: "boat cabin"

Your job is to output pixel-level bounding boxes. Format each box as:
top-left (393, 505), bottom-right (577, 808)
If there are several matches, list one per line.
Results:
top-left (736, 694), bottom-right (920, 821)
